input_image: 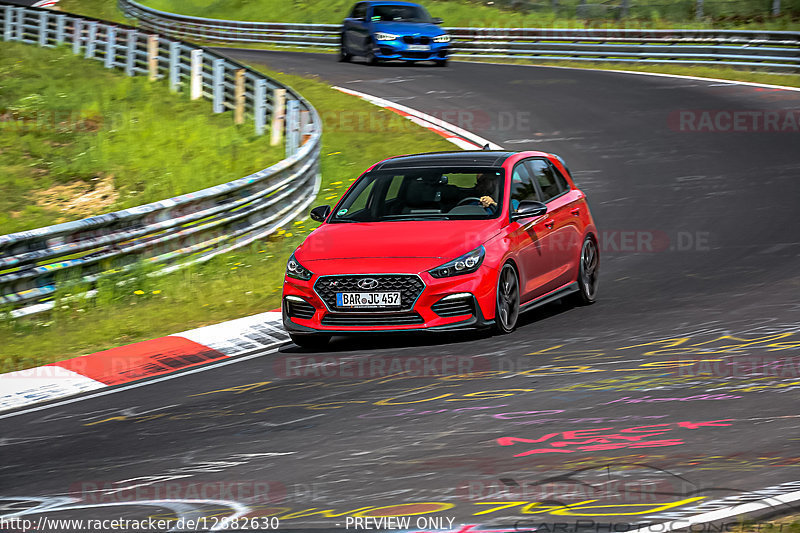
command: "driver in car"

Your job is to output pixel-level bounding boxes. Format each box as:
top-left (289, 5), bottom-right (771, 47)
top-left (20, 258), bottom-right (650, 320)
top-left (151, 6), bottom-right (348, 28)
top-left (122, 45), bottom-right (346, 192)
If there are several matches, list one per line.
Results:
top-left (474, 172), bottom-right (499, 210)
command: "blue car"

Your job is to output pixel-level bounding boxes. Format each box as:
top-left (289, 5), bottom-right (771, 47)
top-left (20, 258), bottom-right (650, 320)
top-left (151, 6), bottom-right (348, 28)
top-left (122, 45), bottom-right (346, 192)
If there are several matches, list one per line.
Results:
top-left (340, 1), bottom-right (450, 66)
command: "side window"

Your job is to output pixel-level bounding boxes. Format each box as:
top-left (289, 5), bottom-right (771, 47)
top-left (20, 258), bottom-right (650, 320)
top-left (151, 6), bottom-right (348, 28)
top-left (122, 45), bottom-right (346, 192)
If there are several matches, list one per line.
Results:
top-left (510, 163), bottom-right (538, 211)
top-left (350, 3), bottom-right (366, 19)
top-left (550, 161), bottom-right (570, 192)
top-left (385, 175), bottom-right (404, 201)
top-left (347, 179), bottom-right (374, 213)
top-left (527, 159), bottom-right (567, 202)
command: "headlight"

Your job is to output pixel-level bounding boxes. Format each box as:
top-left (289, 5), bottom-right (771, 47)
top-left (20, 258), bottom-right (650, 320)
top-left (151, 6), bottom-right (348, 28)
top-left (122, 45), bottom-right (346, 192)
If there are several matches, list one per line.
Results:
top-left (286, 253), bottom-right (313, 281)
top-left (374, 32), bottom-right (398, 41)
top-left (429, 246), bottom-right (485, 278)
top-left (433, 34), bottom-right (451, 43)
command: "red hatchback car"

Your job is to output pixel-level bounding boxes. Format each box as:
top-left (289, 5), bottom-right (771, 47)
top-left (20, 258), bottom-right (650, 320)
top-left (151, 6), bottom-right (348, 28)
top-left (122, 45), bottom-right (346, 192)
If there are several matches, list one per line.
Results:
top-left (282, 151), bottom-right (599, 348)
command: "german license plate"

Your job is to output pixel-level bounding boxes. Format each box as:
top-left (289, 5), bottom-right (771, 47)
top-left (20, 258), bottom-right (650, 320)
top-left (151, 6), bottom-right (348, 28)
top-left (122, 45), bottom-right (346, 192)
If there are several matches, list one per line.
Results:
top-left (407, 44), bottom-right (430, 51)
top-left (336, 292), bottom-right (401, 308)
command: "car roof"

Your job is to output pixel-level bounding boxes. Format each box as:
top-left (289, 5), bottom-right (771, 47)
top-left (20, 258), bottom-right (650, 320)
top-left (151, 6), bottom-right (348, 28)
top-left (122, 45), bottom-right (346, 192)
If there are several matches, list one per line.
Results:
top-left (373, 151), bottom-right (516, 171)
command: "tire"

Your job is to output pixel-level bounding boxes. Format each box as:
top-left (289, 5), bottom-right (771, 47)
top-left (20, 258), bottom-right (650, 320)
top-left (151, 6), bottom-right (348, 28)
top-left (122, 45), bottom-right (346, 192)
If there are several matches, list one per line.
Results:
top-left (493, 263), bottom-right (520, 334)
top-left (365, 41), bottom-right (380, 66)
top-left (574, 235), bottom-right (599, 305)
top-left (435, 59), bottom-right (448, 67)
top-left (339, 36), bottom-right (352, 62)
top-left (289, 333), bottom-right (331, 350)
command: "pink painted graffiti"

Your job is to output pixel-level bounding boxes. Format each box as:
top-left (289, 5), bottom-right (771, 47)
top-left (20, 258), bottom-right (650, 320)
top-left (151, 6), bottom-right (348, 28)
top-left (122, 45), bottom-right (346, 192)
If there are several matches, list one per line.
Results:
top-left (497, 420), bottom-right (734, 456)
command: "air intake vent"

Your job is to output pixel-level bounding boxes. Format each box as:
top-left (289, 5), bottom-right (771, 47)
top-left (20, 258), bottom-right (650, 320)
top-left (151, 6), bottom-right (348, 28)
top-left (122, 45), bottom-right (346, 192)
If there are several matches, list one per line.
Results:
top-left (432, 295), bottom-right (475, 317)
top-left (285, 298), bottom-right (316, 320)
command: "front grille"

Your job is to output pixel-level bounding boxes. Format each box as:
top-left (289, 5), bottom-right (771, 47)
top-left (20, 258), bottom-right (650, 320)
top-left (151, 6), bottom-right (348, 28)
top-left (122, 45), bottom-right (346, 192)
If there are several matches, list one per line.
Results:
top-left (285, 298), bottom-right (315, 320)
top-left (401, 35), bottom-right (430, 45)
top-left (314, 275), bottom-right (424, 312)
top-left (321, 312), bottom-right (424, 327)
top-left (432, 295), bottom-right (475, 317)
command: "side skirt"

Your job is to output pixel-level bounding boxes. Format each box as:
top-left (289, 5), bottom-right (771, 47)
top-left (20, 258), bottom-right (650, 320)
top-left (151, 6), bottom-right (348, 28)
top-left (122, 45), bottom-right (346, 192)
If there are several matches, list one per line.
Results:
top-left (519, 282), bottom-right (579, 313)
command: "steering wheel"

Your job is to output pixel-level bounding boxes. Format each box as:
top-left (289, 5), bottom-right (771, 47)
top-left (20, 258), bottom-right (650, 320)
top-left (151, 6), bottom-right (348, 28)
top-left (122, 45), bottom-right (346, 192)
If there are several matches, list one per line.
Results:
top-left (456, 196), bottom-right (483, 207)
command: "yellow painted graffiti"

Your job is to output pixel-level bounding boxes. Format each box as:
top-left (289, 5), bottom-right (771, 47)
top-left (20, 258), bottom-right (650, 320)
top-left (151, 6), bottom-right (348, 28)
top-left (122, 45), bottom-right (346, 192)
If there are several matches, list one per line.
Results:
top-left (237, 498), bottom-right (709, 521)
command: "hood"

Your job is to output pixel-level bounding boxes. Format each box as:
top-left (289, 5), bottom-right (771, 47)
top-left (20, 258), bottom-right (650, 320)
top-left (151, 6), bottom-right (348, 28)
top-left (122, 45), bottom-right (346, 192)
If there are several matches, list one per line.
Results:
top-left (372, 21), bottom-right (444, 37)
top-left (296, 220), bottom-right (501, 263)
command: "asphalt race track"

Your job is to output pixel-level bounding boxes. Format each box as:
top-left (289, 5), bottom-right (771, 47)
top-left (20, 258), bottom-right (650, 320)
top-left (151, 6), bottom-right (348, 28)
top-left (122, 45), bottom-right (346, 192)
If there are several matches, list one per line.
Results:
top-left (3, 52), bottom-right (800, 532)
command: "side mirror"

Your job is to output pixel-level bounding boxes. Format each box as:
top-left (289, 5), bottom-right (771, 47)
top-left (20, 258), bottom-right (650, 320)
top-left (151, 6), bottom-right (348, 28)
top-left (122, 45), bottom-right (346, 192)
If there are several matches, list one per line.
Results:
top-left (310, 205), bottom-right (331, 222)
top-left (431, 17), bottom-right (443, 24)
top-left (511, 200), bottom-right (547, 221)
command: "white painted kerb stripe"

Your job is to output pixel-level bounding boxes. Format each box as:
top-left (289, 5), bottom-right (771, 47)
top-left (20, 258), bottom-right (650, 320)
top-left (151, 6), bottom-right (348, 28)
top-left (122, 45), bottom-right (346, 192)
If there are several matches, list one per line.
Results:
top-left (0, 367), bottom-right (105, 412)
top-left (333, 86), bottom-right (504, 150)
top-left (632, 489), bottom-right (800, 533)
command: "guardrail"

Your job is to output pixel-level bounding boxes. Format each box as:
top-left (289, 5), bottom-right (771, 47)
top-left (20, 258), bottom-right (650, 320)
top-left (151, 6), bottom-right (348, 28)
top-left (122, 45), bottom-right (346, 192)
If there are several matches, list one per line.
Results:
top-left (0, 2), bottom-right (322, 315)
top-left (119, 0), bottom-right (800, 71)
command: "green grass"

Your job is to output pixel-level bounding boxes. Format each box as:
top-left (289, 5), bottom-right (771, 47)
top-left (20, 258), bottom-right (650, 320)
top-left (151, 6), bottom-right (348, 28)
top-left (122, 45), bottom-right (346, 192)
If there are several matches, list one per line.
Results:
top-left (0, 41), bottom-right (282, 234)
top-left (136, 0), bottom-right (800, 28)
top-left (0, 63), bottom-right (455, 373)
top-left (58, 0), bottom-right (130, 24)
top-left (739, 515), bottom-right (800, 533)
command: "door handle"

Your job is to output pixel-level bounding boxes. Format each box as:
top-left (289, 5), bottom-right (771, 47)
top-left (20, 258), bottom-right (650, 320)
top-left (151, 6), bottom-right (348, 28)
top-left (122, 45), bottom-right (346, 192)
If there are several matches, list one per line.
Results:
top-left (544, 219), bottom-right (555, 229)
top-left (570, 207), bottom-right (581, 216)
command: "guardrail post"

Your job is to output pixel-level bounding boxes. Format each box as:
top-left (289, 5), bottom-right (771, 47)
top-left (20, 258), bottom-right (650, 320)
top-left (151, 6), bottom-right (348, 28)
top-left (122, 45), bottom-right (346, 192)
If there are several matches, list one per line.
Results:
top-left (147, 34), bottom-right (159, 80)
top-left (300, 110), bottom-right (310, 146)
top-left (234, 69), bottom-right (245, 125)
top-left (72, 18), bottom-right (81, 54)
top-left (105, 26), bottom-right (116, 68)
top-left (168, 41), bottom-right (180, 92)
top-left (190, 49), bottom-right (203, 99)
top-left (38, 11), bottom-right (47, 47)
top-left (55, 14), bottom-right (65, 45)
top-left (254, 78), bottom-right (267, 136)
top-left (285, 99), bottom-right (300, 157)
top-left (125, 29), bottom-right (136, 75)
top-left (212, 58), bottom-right (225, 113)
top-left (270, 88), bottom-right (286, 146)
top-left (84, 21), bottom-right (97, 58)
top-left (286, 99), bottom-right (300, 157)
top-left (3, 6), bottom-right (13, 42)
top-left (14, 6), bottom-right (24, 41)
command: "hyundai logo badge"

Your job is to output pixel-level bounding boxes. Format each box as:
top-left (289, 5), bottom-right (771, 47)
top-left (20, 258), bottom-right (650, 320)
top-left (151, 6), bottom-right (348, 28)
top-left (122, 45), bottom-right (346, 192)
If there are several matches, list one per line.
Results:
top-left (357, 278), bottom-right (379, 290)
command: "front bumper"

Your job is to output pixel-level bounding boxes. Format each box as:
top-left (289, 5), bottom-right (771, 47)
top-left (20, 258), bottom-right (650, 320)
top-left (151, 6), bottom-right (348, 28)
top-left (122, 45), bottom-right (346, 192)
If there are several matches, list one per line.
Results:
top-left (374, 40), bottom-right (449, 61)
top-left (282, 267), bottom-right (497, 334)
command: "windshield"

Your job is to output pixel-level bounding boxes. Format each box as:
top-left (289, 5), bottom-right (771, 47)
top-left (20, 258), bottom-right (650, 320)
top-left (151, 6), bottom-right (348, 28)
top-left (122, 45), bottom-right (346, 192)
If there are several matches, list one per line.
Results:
top-left (331, 167), bottom-right (505, 223)
top-left (371, 4), bottom-right (432, 22)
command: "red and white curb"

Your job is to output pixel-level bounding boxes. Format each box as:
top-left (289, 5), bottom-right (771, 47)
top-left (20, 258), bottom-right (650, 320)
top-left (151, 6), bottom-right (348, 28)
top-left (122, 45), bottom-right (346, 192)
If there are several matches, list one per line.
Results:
top-left (0, 311), bottom-right (286, 413)
top-left (31, 0), bottom-right (60, 8)
top-left (333, 86), bottom-right (504, 151)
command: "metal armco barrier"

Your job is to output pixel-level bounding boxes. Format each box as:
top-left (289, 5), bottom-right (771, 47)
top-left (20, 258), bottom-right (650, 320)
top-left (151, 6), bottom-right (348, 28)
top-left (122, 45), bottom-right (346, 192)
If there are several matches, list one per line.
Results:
top-left (0, 2), bottom-right (322, 313)
top-left (119, 0), bottom-right (800, 71)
